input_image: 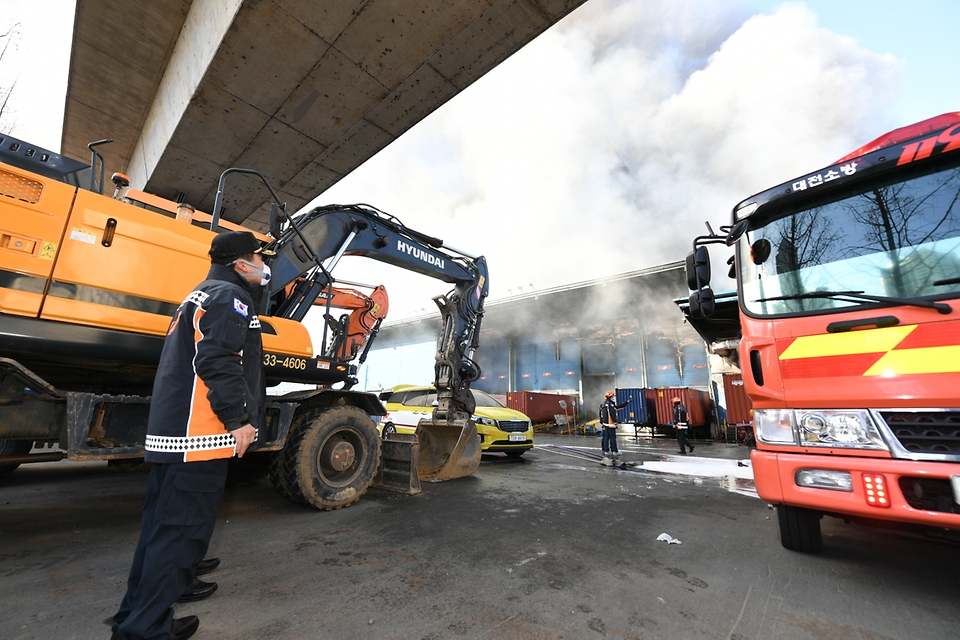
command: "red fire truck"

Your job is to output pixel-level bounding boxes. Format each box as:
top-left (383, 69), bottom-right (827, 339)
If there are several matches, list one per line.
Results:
top-left (683, 112), bottom-right (960, 552)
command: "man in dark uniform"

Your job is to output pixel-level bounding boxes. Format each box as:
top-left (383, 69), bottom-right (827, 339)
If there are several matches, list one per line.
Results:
top-left (673, 397), bottom-right (694, 455)
top-left (111, 231), bottom-right (269, 640)
top-left (598, 390), bottom-right (629, 464)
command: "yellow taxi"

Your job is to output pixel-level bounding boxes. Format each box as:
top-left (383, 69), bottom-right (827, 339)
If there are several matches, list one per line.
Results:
top-left (378, 384), bottom-right (533, 457)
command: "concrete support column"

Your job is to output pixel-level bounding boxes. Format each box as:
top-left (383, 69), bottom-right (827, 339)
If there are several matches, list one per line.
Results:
top-left (127, 0), bottom-right (244, 189)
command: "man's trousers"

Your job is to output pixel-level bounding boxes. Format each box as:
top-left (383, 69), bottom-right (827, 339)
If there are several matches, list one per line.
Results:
top-left (113, 459), bottom-right (228, 640)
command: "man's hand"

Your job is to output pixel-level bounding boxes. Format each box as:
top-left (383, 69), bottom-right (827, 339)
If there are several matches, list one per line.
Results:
top-left (232, 424), bottom-right (256, 458)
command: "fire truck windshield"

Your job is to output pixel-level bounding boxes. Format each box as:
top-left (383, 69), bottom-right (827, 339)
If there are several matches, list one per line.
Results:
top-left (738, 163), bottom-right (960, 316)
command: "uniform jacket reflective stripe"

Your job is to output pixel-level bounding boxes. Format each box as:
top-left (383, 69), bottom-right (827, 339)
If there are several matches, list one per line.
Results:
top-left (145, 263), bottom-right (266, 464)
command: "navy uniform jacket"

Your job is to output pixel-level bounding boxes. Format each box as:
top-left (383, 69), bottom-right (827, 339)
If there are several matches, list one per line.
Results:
top-left (144, 263), bottom-right (265, 463)
top-left (673, 403), bottom-right (688, 425)
top-left (599, 397), bottom-right (628, 426)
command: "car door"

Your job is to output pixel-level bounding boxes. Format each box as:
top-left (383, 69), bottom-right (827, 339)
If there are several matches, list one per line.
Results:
top-left (383, 390), bottom-right (426, 432)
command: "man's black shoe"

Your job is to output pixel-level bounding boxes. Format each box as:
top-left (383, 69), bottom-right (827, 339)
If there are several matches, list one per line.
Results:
top-left (110, 616), bottom-right (198, 639)
top-left (195, 557), bottom-right (220, 576)
top-left (689, 445), bottom-right (695, 453)
top-left (177, 578), bottom-right (218, 603)
top-left (172, 615), bottom-right (200, 640)
top-left (678, 450), bottom-right (686, 455)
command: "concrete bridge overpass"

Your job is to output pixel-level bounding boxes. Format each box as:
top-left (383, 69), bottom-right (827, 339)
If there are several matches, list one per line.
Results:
top-left (62, 0), bottom-right (587, 232)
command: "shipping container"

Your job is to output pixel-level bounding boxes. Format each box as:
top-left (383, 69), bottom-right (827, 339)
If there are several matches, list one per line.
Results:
top-left (721, 373), bottom-right (753, 426)
top-left (649, 387), bottom-right (711, 427)
top-left (614, 388), bottom-right (653, 425)
top-left (506, 391), bottom-right (579, 424)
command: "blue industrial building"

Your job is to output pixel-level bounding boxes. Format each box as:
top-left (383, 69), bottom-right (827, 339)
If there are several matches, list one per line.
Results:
top-left (357, 261), bottom-right (709, 418)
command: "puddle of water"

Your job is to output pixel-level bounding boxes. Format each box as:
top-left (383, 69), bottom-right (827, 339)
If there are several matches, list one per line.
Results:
top-left (640, 457), bottom-right (752, 479)
top-left (536, 444), bottom-right (757, 497)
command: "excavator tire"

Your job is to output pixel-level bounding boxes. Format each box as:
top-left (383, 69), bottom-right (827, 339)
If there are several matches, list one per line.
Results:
top-left (269, 407), bottom-right (333, 505)
top-left (280, 405), bottom-right (381, 510)
top-left (0, 439), bottom-right (33, 478)
top-left (268, 446), bottom-right (301, 505)
top-left (268, 406), bottom-right (322, 505)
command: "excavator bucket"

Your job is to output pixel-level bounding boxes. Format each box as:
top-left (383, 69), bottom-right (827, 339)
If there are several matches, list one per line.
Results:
top-left (415, 417), bottom-right (481, 482)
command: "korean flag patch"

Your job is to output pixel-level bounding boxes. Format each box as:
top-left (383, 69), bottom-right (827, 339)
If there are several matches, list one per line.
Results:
top-left (233, 298), bottom-right (249, 318)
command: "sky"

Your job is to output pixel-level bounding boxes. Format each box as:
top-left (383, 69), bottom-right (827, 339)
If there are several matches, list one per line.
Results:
top-left (2, 0), bottom-right (960, 322)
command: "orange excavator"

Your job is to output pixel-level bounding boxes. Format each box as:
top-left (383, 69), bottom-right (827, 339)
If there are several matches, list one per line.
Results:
top-left (0, 133), bottom-right (489, 508)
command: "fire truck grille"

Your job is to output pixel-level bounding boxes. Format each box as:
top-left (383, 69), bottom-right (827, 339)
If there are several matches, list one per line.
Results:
top-left (497, 420), bottom-right (529, 433)
top-left (897, 477), bottom-right (960, 514)
top-left (878, 411), bottom-right (960, 455)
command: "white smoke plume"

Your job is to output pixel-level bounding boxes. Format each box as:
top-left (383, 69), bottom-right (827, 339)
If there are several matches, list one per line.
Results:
top-left (315, 0), bottom-right (902, 321)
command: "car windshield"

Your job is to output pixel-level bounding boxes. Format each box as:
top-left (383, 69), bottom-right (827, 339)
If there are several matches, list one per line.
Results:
top-left (388, 388), bottom-right (505, 408)
top-left (471, 390), bottom-right (505, 408)
top-left (739, 162), bottom-right (960, 316)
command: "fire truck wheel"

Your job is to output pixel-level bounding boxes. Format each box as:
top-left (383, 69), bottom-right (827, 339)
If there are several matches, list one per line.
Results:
top-left (777, 504), bottom-right (823, 553)
top-left (0, 439), bottom-right (32, 478)
top-left (282, 405), bottom-right (381, 510)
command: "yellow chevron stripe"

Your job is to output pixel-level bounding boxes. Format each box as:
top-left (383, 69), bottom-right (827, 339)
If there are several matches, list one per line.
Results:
top-left (863, 345), bottom-right (960, 376)
top-left (779, 325), bottom-right (916, 360)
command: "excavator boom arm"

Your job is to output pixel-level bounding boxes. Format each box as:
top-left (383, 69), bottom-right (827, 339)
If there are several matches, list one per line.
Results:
top-left (265, 204), bottom-right (489, 481)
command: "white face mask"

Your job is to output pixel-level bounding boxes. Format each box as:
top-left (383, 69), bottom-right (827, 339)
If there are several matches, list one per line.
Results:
top-left (235, 259), bottom-right (272, 286)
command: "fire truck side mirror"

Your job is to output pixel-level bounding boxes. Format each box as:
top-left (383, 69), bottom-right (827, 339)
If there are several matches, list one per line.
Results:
top-left (685, 246), bottom-right (711, 290)
top-left (688, 287), bottom-right (715, 319)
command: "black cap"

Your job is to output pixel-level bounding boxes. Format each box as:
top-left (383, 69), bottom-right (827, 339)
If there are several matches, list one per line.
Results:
top-left (209, 231), bottom-right (262, 261)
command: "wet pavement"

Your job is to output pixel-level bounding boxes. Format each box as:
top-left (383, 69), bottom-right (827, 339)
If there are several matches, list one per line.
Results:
top-left (3, 431), bottom-right (960, 640)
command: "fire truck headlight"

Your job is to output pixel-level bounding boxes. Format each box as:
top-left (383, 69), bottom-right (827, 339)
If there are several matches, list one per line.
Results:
top-left (799, 410), bottom-right (887, 449)
top-left (754, 410), bottom-right (797, 445)
top-left (756, 409), bottom-right (888, 450)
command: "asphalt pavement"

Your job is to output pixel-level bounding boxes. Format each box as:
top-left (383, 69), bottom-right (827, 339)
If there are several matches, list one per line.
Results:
top-left (3, 430), bottom-right (960, 640)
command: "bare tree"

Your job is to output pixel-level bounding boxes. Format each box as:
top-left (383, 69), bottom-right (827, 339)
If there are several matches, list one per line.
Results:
top-left (770, 206), bottom-right (840, 307)
top-left (844, 169), bottom-right (960, 296)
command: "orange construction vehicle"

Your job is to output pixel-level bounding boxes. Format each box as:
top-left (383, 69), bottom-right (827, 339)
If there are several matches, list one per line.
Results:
top-left (681, 112), bottom-right (960, 552)
top-left (0, 133), bottom-right (489, 508)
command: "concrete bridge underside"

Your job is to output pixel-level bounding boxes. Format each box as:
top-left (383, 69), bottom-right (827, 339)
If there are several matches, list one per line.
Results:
top-left (62, 0), bottom-right (587, 232)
